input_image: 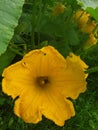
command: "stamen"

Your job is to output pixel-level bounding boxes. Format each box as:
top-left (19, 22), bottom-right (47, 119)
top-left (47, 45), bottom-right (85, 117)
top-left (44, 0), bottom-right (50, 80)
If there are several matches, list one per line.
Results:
top-left (36, 76), bottom-right (49, 87)
top-left (41, 80), bottom-right (45, 85)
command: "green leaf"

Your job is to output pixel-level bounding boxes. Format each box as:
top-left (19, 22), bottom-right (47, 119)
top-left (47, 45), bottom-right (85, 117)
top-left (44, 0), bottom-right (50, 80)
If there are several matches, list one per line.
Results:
top-left (67, 28), bottom-right (79, 46)
top-left (86, 7), bottom-right (98, 22)
top-left (0, 0), bottom-right (24, 55)
top-left (35, 15), bottom-right (64, 37)
top-left (0, 49), bottom-right (16, 75)
top-left (85, 66), bottom-right (98, 73)
top-left (0, 97), bottom-right (6, 105)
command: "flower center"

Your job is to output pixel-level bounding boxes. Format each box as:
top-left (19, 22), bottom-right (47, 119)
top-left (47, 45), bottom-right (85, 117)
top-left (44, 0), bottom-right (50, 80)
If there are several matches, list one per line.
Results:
top-left (36, 76), bottom-right (49, 87)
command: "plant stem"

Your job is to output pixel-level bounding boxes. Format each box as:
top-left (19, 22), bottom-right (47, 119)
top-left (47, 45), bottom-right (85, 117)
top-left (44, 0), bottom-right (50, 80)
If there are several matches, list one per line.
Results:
top-left (9, 47), bottom-right (24, 56)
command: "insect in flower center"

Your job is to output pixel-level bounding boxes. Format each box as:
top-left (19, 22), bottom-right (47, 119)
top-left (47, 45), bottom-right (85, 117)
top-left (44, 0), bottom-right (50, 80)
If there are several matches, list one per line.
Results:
top-left (36, 76), bottom-right (49, 87)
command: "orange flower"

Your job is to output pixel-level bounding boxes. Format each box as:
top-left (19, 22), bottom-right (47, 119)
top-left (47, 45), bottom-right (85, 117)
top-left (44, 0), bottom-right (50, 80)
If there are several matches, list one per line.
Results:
top-left (2, 46), bottom-right (88, 126)
top-left (81, 21), bottom-right (97, 34)
top-left (74, 10), bottom-right (89, 28)
top-left (74, 10), bottom-right (96, 34)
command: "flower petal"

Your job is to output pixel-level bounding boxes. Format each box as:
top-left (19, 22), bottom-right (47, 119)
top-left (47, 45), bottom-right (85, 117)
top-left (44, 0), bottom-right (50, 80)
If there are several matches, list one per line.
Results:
top-left (22, 49), bottom-right (50, 77)
top-left (14, 87), bottom-right (43, 123)
top-left (52, 53), bottom-right (88, 99)
top-left (41, 87), bottom-right (75, 126)
top-left (14, 83), bottom-right (75, 126)
top-left (2, 61), bottom-right (36, 99)
top-left (42, 46), bottom-right (67, 68)
top-left (22, 46), bottom-right (67, 76)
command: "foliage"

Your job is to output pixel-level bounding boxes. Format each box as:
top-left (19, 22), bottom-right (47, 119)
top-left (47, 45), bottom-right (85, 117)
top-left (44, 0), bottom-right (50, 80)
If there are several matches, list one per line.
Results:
top-left (86, 7), bottom-right (98, 22)
top-left (0, 0), bottom-right (24, 55)
top-left (0, 0), bottom-right (98, 129)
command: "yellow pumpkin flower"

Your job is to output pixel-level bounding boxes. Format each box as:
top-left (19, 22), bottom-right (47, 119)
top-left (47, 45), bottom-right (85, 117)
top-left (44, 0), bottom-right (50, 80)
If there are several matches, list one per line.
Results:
top-left (2, 46), bottom-right (88, 126)
top-left (74, 10), bottom-right (96, 34)
top-left (74, 10), bottom-right (89, 28)
top-left (81, 21), bottom-right (97, 34)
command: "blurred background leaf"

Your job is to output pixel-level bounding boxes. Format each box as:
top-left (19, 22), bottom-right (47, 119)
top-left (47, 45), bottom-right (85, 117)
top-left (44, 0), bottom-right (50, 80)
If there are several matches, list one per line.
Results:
top-left (0, 0), bottom-right (24, 55)
top-left (0, 49), bottom-right (16, 75)
top-left (86, 7), bottom-right (98, 22)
